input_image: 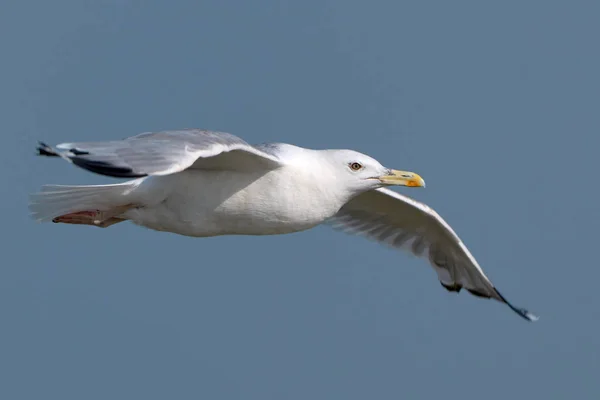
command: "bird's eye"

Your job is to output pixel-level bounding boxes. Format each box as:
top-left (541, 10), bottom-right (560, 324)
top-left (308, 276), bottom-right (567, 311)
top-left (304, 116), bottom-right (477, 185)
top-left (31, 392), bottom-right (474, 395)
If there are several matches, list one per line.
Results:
top-left (349, 162), bottom-right (363, 171)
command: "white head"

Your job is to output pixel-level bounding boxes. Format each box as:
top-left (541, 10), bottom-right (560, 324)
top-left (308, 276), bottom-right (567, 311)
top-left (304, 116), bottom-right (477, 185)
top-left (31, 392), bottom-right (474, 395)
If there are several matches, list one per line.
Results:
top-left (319, 149), bottom-right (426, 195)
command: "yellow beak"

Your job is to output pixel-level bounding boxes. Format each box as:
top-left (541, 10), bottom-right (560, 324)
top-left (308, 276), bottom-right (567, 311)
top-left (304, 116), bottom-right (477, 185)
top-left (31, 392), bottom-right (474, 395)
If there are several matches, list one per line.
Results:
top-left (377, 170), bottom-right (426, 187)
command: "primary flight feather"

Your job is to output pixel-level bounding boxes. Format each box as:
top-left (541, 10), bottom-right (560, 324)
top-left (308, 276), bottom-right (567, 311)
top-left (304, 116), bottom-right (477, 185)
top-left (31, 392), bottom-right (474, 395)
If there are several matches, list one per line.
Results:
top-left (30, 128), bottom-right (538, 321)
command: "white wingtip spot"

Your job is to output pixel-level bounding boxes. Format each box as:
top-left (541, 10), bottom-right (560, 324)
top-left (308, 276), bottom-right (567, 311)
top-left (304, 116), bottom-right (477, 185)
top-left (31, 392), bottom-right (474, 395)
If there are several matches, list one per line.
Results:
top-left (509, 305), bottom-right (539, 322)
top-left (525, 312), bottom-right (540, 322)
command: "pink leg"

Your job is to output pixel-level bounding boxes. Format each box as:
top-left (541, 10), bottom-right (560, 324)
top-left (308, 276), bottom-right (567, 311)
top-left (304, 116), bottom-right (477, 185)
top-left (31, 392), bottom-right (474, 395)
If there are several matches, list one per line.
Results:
top-left (52, 205), bottom-right (134, 228)
top-left (53, 210), bottom-right (102, 225)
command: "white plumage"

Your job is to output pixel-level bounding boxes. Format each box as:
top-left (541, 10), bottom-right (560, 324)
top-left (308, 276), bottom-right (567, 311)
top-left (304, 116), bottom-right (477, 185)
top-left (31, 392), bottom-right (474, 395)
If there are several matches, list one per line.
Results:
top-left (30, 129), bottom-right (538, 321)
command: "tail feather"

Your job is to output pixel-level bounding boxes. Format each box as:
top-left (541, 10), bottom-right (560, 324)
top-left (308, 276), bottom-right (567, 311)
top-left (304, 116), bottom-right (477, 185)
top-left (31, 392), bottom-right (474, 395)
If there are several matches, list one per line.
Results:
top-left (29, 180), bottom-right (141, 222)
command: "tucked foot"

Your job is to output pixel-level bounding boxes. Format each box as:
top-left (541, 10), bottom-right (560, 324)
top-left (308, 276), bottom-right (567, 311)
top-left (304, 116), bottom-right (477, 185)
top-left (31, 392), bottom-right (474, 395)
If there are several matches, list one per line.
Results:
top-left (53, 210), bottom-right (102, 225)
top-left (52, 205), bottom-right (134, 228)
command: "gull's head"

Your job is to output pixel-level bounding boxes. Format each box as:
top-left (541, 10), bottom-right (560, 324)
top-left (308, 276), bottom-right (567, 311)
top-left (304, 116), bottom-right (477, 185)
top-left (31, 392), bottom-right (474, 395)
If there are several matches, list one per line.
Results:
top-left (323, 149), bottom-right (426, 192)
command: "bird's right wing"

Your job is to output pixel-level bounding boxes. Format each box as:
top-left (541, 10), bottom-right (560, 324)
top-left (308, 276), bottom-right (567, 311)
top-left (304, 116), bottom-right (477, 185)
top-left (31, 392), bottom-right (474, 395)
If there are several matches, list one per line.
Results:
top-left (328, 187), bottom-right (538, 321)
top-left (36, 129), bottom-right (284, 178)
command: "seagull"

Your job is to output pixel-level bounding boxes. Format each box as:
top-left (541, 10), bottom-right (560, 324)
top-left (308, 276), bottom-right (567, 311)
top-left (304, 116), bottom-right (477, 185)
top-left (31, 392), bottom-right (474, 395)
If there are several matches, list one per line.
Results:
top-left (30, 129), bottom-right (538, 321)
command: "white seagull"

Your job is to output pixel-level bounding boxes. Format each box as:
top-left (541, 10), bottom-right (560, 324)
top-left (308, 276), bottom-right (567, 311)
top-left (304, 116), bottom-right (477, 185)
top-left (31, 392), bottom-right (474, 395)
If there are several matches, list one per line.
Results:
top-left (30, 129), bottom-right (538, 321)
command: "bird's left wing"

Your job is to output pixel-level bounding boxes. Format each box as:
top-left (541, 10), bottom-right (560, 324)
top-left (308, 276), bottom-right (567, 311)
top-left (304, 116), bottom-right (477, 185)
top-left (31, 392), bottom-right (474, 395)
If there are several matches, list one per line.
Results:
top-left (36, 129), bottom-right (283, 178)
top-left (328, 188), bottom-right (538, 321)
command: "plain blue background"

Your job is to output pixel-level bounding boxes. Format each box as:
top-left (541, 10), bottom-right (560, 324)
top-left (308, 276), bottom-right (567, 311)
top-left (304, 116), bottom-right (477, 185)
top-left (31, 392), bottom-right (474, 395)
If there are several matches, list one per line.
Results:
top-left (2, 1), bottom-right (599, 398)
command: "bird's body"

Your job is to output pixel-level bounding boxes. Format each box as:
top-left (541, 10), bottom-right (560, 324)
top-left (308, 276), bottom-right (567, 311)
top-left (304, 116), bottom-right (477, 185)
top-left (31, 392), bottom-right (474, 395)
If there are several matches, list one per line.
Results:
top-left (124, 155), bottom-right (351, 237)
top-left (30, 129), bottom-right (538, 321)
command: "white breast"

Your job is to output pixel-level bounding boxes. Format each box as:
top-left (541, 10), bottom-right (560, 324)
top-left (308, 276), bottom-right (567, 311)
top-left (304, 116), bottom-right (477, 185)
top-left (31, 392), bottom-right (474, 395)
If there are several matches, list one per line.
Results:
top-left (126, 165), bottom-right (348, 237)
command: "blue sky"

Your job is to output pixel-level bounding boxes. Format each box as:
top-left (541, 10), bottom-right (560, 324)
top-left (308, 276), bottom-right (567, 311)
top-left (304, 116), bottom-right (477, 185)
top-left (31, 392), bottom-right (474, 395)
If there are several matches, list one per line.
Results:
top-left (2, 1), bottom-right (599, 398)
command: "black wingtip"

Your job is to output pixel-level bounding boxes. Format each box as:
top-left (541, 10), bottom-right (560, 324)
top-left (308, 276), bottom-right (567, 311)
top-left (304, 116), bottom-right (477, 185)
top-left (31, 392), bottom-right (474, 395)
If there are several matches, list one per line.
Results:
top-left (70, 158), bottom-right (147, 178)
top-left (494, 289), bottom-right (539, 322)
top-left (34, 141), bottom-right (147, 178)
top-left (36, 141), bottom-right (59, 157)
top-left (440, 281), bottom-right (462, 293)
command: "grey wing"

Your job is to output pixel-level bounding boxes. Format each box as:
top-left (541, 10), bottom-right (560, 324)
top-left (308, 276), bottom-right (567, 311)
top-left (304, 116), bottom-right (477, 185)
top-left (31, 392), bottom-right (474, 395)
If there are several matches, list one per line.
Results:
top-left (36, 129), bottom-right (283, 178)
top-left (328, 188), bottom-right (538, 322)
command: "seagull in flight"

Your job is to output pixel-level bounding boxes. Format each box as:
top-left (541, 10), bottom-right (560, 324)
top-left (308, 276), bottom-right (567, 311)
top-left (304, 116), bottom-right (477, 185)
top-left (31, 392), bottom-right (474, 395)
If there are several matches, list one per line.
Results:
top-left (30, 129), bottom-right (538, 321)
